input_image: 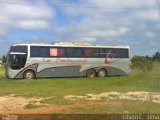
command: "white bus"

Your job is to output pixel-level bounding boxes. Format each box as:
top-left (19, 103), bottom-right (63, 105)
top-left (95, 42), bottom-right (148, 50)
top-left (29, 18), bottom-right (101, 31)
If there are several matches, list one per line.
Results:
top-left (5, 42), bottom-right (131, 79)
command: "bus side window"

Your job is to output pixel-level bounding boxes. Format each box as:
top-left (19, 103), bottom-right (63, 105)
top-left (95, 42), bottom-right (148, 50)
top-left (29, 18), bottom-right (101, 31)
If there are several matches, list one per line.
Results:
top-left (84, 48), bottom-right (98, 58)
top-left (50, 48), bottom-right (65, 57)
top-left (99, 48), bottom-right (105, 58)
top-left (84, 48), bottom-right (92, 57)
top-left (39, 47), bottom-right (49, 57)
top-left (66, 47), bottom-right (83, 57)
top-left (66, 48), bottom-right (73, 57)
top-left (74, 48), bottom-right (83, 57)
top-left (30, 46), bottom-right (49, 57)
top-left (58, 48), bottom-right (65, 57)
top-left (50, 48), bottom-right (58, 56)
top-left (110, 49), bottom-right (117, 58)
top-left (121, 49), bottom-right (129, 58)
top-left (99, 48), bottom-right (116, 58)
top-left (110, 49), bottom-right (129, 58)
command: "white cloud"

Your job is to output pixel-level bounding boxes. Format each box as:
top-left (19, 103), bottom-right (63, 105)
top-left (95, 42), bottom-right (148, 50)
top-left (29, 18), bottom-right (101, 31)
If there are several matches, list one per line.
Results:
top-left (53, 0), bottom-right (159, 43)
top-left (145, 32), bottom-right (156, 38)
top-left (0, 0), bottom-right (159, 56)
top-left (17, 20), bottom-right (49, 30)
top-left (2, 4), bottom-right (53, 19)
top-left (0, 0), bottom-right (54, 35)
top-left (89, 27), bottom-right (129, 38)
top-left (135, 10), bottom-right (159, 21)
top-left (79, 37), bottom-right (97, 42)
top-left (88, 0), bottom-right (156, 8)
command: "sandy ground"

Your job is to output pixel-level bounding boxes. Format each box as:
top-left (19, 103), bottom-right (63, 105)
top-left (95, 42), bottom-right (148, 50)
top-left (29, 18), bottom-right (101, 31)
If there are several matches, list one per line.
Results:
top-left (65, 91), bottom-right (160, 103)
top-left (0, 95), bottom-right (110, 114)
top-left (0, 95), bottom-right (54, 113)
top-left (0, 91), bottom-right (160, 114)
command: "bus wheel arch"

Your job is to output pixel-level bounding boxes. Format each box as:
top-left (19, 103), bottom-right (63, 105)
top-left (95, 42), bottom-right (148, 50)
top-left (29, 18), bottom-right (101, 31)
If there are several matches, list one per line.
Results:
top-left (86, 68), bottom-right (96, 77)
top-left (23, 69), bottom-right (36, 79)
top-left (97, 68), bottom-right (107, 77)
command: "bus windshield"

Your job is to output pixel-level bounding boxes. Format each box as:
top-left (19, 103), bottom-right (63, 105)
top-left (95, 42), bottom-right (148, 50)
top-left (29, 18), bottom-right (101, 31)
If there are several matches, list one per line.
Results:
top-left (10, 46), bottom-right (28, 54)
top-left (6, 53), bottom-right (27, 70)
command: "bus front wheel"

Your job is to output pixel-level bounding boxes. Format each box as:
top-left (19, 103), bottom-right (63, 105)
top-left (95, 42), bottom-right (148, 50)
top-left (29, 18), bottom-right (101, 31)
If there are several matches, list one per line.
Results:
top-left (23, 70), bottom-right (35, 79)
top-left (97, 69), bottom-right (107, 77)
top-left (86, 69), bottom-right (96, 77)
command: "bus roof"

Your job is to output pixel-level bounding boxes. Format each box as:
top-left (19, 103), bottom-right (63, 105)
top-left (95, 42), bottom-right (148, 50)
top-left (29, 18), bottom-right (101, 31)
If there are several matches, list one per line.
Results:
top-left (12, 43), bottom-right (130, 49)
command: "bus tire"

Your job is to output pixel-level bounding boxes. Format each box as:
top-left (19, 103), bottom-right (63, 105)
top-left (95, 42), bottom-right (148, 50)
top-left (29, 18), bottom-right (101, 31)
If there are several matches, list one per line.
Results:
top-left (86, 69), bottom-right (96, 77)
top-left (23, 70), bottom-right (35, 79)
top-left (97, 69), bottom-right (107, 77)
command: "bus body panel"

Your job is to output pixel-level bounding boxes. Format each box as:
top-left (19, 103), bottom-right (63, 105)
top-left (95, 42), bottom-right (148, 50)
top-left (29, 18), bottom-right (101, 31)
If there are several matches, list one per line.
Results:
top-left (11, 58), bottom-right (131, 78)
top-left (6, 43), bottom-right (131, 79)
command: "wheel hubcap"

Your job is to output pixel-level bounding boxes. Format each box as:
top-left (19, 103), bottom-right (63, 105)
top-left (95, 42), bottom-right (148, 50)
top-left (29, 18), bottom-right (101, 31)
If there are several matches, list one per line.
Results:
top-left (89, 72), bottom-right (94, 77)
top-left (99, 71), bottom-right (106, 77)
top-left (26, 73), bottom-right (33, 79)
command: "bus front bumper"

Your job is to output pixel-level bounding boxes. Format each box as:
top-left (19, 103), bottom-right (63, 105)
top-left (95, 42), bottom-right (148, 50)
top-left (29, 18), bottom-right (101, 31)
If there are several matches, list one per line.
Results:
top-left (5, 68), bottom-right (17, 79)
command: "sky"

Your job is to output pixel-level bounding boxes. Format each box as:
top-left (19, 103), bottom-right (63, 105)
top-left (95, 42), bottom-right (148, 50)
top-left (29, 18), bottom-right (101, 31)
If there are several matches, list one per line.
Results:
top-left (0, 0), bottom-right (160, 57)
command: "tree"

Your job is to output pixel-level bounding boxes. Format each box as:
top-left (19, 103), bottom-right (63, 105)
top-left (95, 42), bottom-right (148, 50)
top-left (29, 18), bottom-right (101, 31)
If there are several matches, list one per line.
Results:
top-left (130, 56), bottom-right (153, 72)
top-left (145, 55), bottom-right (152, 61)
top-left (153, 52), bottom-right (160, 61)
top-left (2, 55), bottom-right (6, 64)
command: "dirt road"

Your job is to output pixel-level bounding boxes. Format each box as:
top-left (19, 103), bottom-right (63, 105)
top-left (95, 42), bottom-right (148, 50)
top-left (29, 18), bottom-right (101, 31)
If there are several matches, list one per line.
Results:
top-left (0, 91), bottom-right (160, 114)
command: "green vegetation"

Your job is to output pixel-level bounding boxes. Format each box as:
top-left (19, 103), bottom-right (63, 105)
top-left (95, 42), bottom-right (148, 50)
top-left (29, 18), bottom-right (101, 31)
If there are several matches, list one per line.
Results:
top-left (41, 97), bottom-right (75, 105)
top-left (24, 102), bottom-right (42, 109)
top-left (0, 62), bottom-right (160, 113)
top-left (0, 63), bottom-right (160, 97)
top-left (130, 56), bottom-right (153, 72)
top-left (146, 52), bottom-right (160, 62)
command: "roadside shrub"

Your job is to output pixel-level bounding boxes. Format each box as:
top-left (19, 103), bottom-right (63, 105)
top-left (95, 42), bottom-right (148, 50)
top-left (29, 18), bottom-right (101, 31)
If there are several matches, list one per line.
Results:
top-left (130, 56), bottom-right (153, 72)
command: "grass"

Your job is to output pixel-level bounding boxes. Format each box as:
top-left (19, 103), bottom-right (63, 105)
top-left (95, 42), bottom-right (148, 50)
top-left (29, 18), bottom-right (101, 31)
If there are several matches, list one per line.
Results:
top-left (0, 65), bottom-right (159, 97)
top-left (41, 97), bottom-right (75, 105)
top-left (0, 63), bottom-right (160, 113)
top-left (24, 102), bottom-right (42, 109)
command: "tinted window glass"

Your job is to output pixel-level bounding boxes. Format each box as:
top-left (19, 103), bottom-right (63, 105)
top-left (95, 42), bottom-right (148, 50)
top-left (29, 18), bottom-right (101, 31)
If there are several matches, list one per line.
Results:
top-left (50, 48), bottom-right (57, 56)
top-left (116, 49), bottom-right (129, 58)
top-left (99, 48), bottom-right (106, 58)
top-left (29, 46), bottom-right (129, 58)
top-left (84, 48), bottom-right (92, 56)
top-left (99, 48), bottom-right (129, 58)
top-left (75, 48), bottom-right (83, 57)
top-left (66, 48), bottom-right (73, 57)
top-left (99, 48), bottom-right (113, 58)
top-left (50, 48), bottom-right (65, 57)
top-left (30, 46), bottom-right (49, 57)
top-left (10, 46), bottom-right (28, 53)
top-left (11, 54), bottom-right (27, 70)
top-left (58, 48), bottom-right (65, 56)
top-left (110, 49), bottom-right (117, 58)
top-left (84, 48), bottom-right (98, 57)
top-left (66, 47), bottom-right (83, 57)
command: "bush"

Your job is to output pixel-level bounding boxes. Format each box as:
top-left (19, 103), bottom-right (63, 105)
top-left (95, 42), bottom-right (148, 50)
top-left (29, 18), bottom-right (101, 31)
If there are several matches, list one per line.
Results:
top-left (130, 56), bottom-right (153, 72)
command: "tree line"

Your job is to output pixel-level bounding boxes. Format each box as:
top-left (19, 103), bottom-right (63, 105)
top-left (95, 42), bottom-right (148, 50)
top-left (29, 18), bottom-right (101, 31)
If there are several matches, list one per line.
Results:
top-left (145, 52), bottom-right (160, 61)
top-left (131, 52), bottom-right (160, 72)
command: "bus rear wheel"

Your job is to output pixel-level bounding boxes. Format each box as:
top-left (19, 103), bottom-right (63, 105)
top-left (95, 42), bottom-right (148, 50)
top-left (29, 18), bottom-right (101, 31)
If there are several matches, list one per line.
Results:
top-left (97, 69), bottom-right (107, 77)
top-left (23, 70), bottom-right (35, 79)
top-left (86, 69), bottom-right (96, 77)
